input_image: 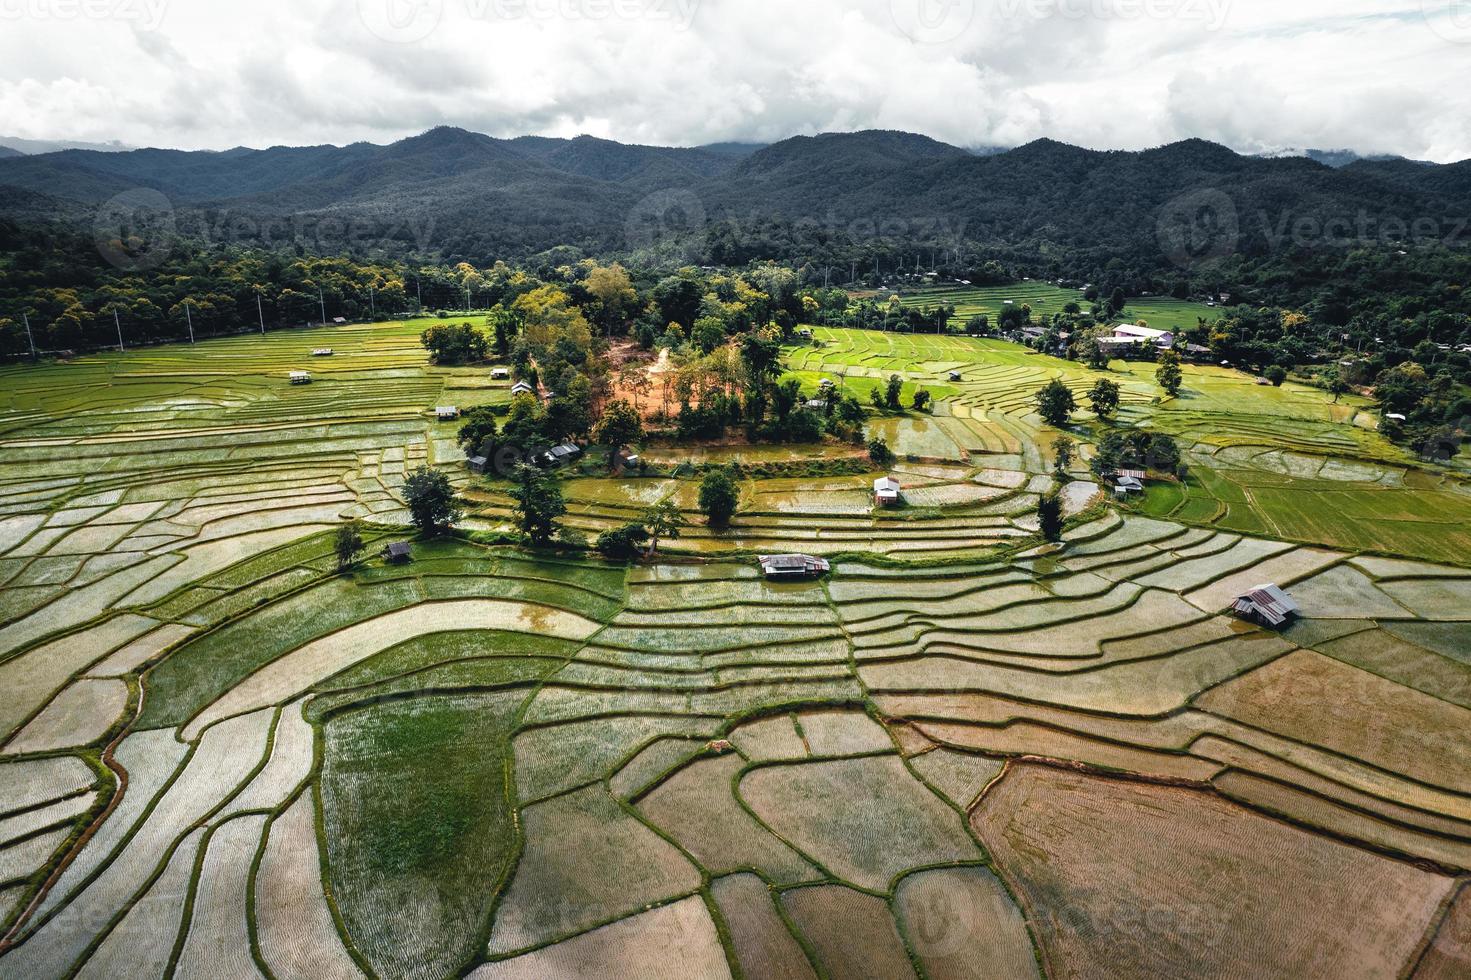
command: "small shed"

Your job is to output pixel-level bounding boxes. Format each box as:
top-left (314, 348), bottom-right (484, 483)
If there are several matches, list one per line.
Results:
top-left (312, 348), bottom-right (335, 357)
top-left (436, 406), bottom-right (460, 421)
top-left (1114, 469), bottom-right (1147, 482)
top-left (949, 371), bottom-right (963, 382)
top-left (797, 328), bottom-right (813, 340)
top-left (491, 368), bottom-right (511, 380)
top-left (818, 378), bottom-right (836, 391)
top-left (1231, 584), bottom-right (1301, 629)
top-left (383, 542), bottom-right (413, 564)
top-left (466, 456), bottom-right (489, 475)
top-left (332, 316), bottom-right (348, 324)
top-left (540, 443), bottom-right (583, 468)
top-left (806, 398), bottom-right (829, 411)
top-left (1114, 477), bottom-right (1144, 495)
top-left (511, 380), bottom-right (536, 399)
top-left (758, 554), bottom-right (831, 580)
top-left (874, 476), bottom-right (902, 507)
top-left (618, 452), bottom-right (642, 470)
top-left (289, 371), bottom-right (312, 385)
top-left (1386, 413), bottom-right (1408, 423)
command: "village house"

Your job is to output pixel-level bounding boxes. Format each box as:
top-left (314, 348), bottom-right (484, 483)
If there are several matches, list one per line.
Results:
top-left (312, 348), bottom-right (334, 357)
top-left (1097, 324), bottom-right (1175, 353)
top-left (539, 443), bottom-right (583, 468)
top-left (511, 380), bottom-right (537, 399)
top-left (491, 368), bottom-right (511, 380)
top-left (874, 476), bottom-right (902, 507)
top-left (1231, 584), bottom-right (1301, 629)
top-left (466, 455), bottom-right (489, 475)
top-left (383, 542), bottom-right (413, 564)
top-left (436, 406), bottom-right (460, 421)
top-left (289, 371), bottom-right (312, 385)
top-left (758, 554), bottom-right (832, 580)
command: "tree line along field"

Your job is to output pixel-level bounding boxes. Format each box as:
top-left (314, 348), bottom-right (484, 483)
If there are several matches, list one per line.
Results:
top-left (886, 282), bottom-right (1221, 332)
top-left (0, 317), bottom-right (1469, 978)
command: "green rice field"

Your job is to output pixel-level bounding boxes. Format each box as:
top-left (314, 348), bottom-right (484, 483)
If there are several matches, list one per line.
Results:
top-left (888, 282), bottom-right (1224, 332)
top-left (1, 319), bottom-right (1470, 978)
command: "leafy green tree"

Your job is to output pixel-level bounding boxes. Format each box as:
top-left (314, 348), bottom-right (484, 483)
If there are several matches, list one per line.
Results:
top-left (692, 316), bottom-right (727, 355)
top-left (1087, 379), bottom-right (1121, 419)
top-left (335, 521), bottom-right (365, 572)
top-left (1052, 436), bottom-right (1075, 477)
top-left (1324, 366), bottom-right (1349, 403)
top-left (912, 387), bottom-right (932, 412)
top-left (544, 374), bottom-right (593, 442)
top-left (772, 378), bottom-right (803, 425)
top-left (885, 374), bottom-right (904, 410)
top-left (596, 523), bottom-right (650, 560)
top-left (1035, 380), bottom-right (1077, 427)
top-left (740, 333), bottom-right (782, 386)
top-left (868, 437), bottom-right (895, 467)
top-left (403, 467), bottom-right (462, 535)
top-left (643, 499), bottom-right (687, 556)
top-left (457, 407), bottom-right (500, 453)
top-left (509, 464), bottom-right (567, 547)
top-left (1264, 365), bottom-right (1288, 387)
top-left (698, 469), bottom-right (741, 527)
top-left (652, 276), bottom-right (704, 329)
top-left (835, 395), bottom-right (866, 426)
top-left (1038, 493), bottom-right (1065, 542)
top-left (1156, 349), bottom-right (1184, 397)
top-left (420, 323), bottom-right (488, 365)
top-left (1375, 362), bottom-right (1431, 416)
top-left (594, 400), bottom-right (643, 457)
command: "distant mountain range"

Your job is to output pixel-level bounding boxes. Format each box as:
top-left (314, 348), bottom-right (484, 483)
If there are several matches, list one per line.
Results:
top-left (3, 127), bottom-right (1468, 268)
top-left (0, 136), bottom-right (134, 156)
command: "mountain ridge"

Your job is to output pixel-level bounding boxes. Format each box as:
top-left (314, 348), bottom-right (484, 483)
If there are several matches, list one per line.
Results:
top-left (4, 127), bottom-right (1469, 266)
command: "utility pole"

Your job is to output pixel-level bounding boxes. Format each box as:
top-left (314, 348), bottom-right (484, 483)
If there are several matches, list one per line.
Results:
top-left (257, 292), bottom-right (266, 336)
top-left (318, 286), bottom-right (327, 326)
top-left (850, 261), bottom-right (857, 284)
top-left (369, 286), bottom-right (375, 316)
top-left (185, 302), bottom-right (195, 344)
top-left (114, 309), bottom-right (124, 352)
top-left (416, 279), bottom-right (423, 312)
top-left (465, 288), bottom-right (471, 313)
top-left (21, 311), bottom-right (35, 358)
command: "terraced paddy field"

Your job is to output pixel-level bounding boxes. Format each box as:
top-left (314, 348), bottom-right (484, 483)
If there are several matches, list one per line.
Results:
top-left (786, 327), bottom-right (1471, 565)
top-left (2, 321), bottom-right (1470, 978)
top-left (887, 283), bottom-right (1221, 333)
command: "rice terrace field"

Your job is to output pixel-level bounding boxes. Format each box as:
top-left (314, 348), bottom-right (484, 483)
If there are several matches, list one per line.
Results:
top-left (2, 317), bottom-right (1470, 980)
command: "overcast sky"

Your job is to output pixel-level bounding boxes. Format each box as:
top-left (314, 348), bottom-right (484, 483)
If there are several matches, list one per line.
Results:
top-left (2, 0), bottom-right (1469, 161)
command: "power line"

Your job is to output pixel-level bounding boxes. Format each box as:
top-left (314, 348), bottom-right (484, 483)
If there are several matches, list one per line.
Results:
top-left (257, 292), bottom-right (266, 336)
top-left (21, 312), bottom-right (35, 358)
top-left (114, 309), bottom-right (124, 352)
top-left (184, 302), bottom-right (195, 344)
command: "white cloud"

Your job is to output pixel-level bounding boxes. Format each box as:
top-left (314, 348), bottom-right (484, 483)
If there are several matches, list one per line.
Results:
top-left (0, 0), bottom-right (1466, 160)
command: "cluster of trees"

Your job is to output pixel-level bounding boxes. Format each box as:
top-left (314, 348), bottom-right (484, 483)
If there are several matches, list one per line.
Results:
top-left (0, 223), bottom-right (431, 355)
